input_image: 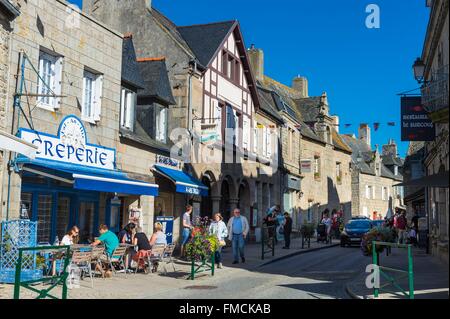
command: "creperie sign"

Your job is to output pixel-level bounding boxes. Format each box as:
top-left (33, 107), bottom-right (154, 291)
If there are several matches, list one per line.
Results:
top-left (18, 115), bottom-right (115, 170)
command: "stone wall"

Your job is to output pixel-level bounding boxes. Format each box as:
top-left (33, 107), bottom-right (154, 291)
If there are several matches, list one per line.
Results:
top-left (299, 137), bottom-right (352, 225)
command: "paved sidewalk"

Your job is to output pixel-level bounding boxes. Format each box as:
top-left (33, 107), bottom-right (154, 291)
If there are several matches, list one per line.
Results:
top-left (346, 247), bottom-right (449, 299)
top-left (0, 236), bottom-right (338, 299)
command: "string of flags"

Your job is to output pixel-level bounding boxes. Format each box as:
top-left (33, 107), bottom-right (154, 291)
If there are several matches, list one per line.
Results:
top-left (342, 122), bottom-right (397, 131)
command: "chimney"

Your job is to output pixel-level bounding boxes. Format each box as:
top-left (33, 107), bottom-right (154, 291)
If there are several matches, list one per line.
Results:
top-left (382, 139), bottom-right (398, 157)
top-left (247, 44), bottom-right (264, 82)
top-left (359, 124), bottom-right (371, 149)
top-left (331, 115), bottom-right (339, 133)
top-left (292, 75), bottom-right (308, 98)
top-left (83, 0), bottom-right (152, 31)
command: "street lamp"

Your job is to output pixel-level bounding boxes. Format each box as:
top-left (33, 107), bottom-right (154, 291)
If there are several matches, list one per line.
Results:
top-left (413, 57), bottom-right (426, 83)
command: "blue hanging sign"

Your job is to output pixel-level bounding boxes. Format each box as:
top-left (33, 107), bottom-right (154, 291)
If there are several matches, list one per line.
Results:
top-left (156, 216), bottom-right (174, 244)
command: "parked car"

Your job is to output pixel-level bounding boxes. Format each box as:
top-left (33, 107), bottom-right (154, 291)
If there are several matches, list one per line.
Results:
top-left (351, 216), bottom-right (370, 220)
top-left (340, 219), bottom-right (373, 247)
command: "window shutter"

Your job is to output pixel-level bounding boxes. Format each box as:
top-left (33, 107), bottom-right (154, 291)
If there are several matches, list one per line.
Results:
top-left (262, 126), bottom-right (267, 156)
top-left (372, 186), bottom-right (376, 199)
top-left (215, 103), bottom-right (222, 141)
top-left (93, 75), bottom-right (103, 122)
top-left (120, 88), bottom-right (126, 127)
top-left (253, 120), bottom-right (257, 153)
top-left (81, 76), bottom-right (87, 118)
top-left (267, 129), bottom-right (272, 158)
top-left (53, 57), bottom-right (63, 109)
top-left (125, 91), bottom-right (133, 129)
top-left (243, 116), bottom-right (249, 150)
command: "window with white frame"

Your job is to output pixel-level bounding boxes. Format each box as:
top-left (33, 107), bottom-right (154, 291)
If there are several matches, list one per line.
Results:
top-left (120, 87), bottom-right (136, 131)
top-left (382, 186), bottom-right (388, 201)
top-left (365, 185), bottom-right (372, 199)
top-left (253, 121), bottom-right (258, 154)
top-left (37, 51), bottom-right (63, 110)
top-left (243, 116), bottom-right (250, 150)
top-left (314, 156), bottom-right (321, 179)
top-left (155, 106), bottom-right (168, 143)
top-left (394, 165), bottom-right (399, 176)
top-left (82, 70), bottom-right (103, 123)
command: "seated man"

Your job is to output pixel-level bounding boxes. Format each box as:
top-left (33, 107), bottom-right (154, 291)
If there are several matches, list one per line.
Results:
top-left (91, 224), bottom-right (119, 277)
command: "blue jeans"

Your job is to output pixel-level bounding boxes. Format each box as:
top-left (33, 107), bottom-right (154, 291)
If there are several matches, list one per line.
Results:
top-left (215, 248), bottom-right (222, 264)
top-left (181, 228), bottom-right (191, 245)
top-left (232, 234), bottom-right (245, 262)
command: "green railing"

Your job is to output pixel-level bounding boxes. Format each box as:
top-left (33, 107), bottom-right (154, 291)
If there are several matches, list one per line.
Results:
top-left (372, 241), bottom-right (414, 299)
top-left (14, 245), bottom-right (71, 299)
top-left (188, 254), bottom-right (215, 280)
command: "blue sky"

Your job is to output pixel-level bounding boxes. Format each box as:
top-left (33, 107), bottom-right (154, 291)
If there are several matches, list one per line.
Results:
top-left (70, 0), bottom-right (429, 157)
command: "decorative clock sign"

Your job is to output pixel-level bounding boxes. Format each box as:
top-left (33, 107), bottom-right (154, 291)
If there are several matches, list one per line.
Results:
top-left (19, 115), bottom-right (116, 170)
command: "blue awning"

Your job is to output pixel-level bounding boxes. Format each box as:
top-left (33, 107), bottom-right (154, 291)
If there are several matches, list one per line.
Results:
top-left (16, 158), bottom-right (159, 196)
top-left (153, 165), bottom-right (208, 197)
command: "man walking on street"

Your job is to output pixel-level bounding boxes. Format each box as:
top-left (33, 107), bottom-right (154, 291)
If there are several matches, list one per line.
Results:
top-left (227, 208), bottom-right (249, 264)
top-left (282, 212), bottom-right (292, 249)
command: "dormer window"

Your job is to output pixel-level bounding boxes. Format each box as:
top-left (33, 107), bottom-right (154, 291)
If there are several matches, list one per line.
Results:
top-left (394, 165), bottom-right (398, 176)
top-left (120, 87), bottom-right (137, 131)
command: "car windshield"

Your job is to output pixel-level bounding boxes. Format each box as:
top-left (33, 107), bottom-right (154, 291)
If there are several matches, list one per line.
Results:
top-left (346, 221), bottom-right (371, 229)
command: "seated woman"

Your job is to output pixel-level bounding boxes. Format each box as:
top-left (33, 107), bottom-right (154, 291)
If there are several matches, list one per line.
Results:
top-left (132, 227), bottom-right (152, 271)
top-left (148, 223), bottom-right (167, 273)
top-left (61, 227), bottom-right (78, 246)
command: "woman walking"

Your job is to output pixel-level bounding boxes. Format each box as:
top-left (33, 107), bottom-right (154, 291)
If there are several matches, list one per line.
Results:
top-left (209, 213), bottom-right (228, 269)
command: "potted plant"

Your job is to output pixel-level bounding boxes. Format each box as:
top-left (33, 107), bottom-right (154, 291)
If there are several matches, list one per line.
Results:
top-left (361, 227), bottom-right (395, 256)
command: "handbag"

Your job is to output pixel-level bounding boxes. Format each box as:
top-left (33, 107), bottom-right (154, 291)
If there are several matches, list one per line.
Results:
top-left (219, 240), bottom-right (226, 247)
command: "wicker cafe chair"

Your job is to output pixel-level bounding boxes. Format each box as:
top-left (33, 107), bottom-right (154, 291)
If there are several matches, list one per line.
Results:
top-left (107, 245), bottom-right (128, 276)
top-left (161, 244), bottom-right (177, 274)
top-left (149, 244), bottom-right (166, 273)
top-left (70, 249), bottom-right (94, 288)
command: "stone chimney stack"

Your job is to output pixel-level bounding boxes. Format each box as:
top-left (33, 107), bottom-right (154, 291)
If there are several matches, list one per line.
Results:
top-left (359, 124), bottom-right (371, 149)
top-left (247, 44), bottom-right (264, 82)
top-left (382, 139), bottom-right (398, 157)
top-left (83, 0), bottom-right (151, 31)
top-left (331, 115), bottom-right (339, 133)
top-left (292, 75), bottom-right (308, 98)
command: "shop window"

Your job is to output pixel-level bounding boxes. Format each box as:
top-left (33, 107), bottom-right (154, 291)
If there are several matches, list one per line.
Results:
top-left (82, 69), bottom-right (103, 123)
top-left (56, 196), bottom-right (71, 240)
top-left (120, 87), bottom-right (137, 131)
top-left (37, 50), bottom-right (63, 111)
top-left (79, 202), bottom-right (95, 243)
top-left (37, 194), bottom-right (52, 244)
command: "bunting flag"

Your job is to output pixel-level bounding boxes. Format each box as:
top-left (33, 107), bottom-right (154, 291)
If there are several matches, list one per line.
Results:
top-left (344, 124), bottom-right (352, 128)
top-left (373, 123), bottom-right (380, 131)
top-left (387, 122), bottom-right (396, 127)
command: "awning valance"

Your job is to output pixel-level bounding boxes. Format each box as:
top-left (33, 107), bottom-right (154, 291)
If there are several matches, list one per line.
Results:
top-left (0, 131), bottom-right (37, 159)
top-left (395, 171), bottom-right (449, 188)
top-left (153, 165), bottom-right (208, 197)
top-left (16, 158), bottom-right (159, 196)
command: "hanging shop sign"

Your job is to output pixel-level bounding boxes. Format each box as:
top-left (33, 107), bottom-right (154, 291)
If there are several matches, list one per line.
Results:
top-left (401, 96), bottom-right (435, 141)
top-left (300, 159), bottom-right (312, 173)
top-left (18, 115), bottom-right (115, 170)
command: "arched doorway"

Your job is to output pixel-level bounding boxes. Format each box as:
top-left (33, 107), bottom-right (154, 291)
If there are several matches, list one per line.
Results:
top-left (238, 180), bottom-right (251, 219)
top-left (220, 180), bottom-right (231, 222)
top-left (200, 176), bottom-right (213, 218)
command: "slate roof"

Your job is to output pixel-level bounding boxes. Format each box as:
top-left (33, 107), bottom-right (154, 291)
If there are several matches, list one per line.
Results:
top-left (137, 59), bottom-right (176, 105)
top-left (151, 8), bottom-right (195, 58)
top-left (381, 154), bottom-right (404, 167)
top-left (120, 122), bottom-right (171, 155)
top-left (294, 97), bottom-right (322, 123)
top-left (177, 21), bottom-right (237, 68)
top-left (122, 37), bottom-right (146, 89)
top-left (0, 0), bottom-right (19, 17)
top-left (341, 134), bottom-right (403, 181)
top-left (256, 86), bottom-right (284, 123)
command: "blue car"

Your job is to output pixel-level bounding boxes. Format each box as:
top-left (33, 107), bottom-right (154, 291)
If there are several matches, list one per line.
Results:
top-left (340, 219), bottom-right (373, 247)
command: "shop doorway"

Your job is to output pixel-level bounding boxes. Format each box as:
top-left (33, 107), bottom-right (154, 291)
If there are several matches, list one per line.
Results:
top-left (220, 180), bottom-right (231, 222)
top-left (200, 176), bottom-right (213, 218)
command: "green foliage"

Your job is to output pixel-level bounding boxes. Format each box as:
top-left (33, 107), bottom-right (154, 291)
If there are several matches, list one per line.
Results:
top-left (361, 227), bottom-right (395, 256)
top-left (301, 223), bottom-right (315, 238)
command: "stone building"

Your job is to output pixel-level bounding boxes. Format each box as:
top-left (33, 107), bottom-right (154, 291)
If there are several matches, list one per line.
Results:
top-left (83, 0), bottom-right (284, 241)
top-left (248, 45), bottom-right (353, 226)
top-left (0, 0), bottom-right (163, 243)
top-left (0, 0), bottom-right (20, 221)
top-left (341, 126), bottom-right (404, 220)
top-left (414, 0), bottom-right (449, 263)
